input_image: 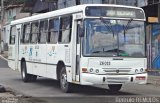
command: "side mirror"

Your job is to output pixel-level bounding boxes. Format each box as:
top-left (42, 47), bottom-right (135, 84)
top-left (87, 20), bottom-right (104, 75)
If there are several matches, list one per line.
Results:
top-left (77, 21), bottom-right (84, 37)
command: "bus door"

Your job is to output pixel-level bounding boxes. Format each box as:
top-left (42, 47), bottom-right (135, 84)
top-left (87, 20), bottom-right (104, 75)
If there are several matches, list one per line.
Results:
top-left (72, 13), bottom-right (83, 82)
top-left (15, 24), bottom-right (21, 70)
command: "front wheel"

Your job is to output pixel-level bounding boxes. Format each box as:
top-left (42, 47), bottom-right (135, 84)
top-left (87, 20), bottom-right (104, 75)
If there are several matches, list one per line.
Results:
top-left (108, 84), bottom-right (122, 93)
top-left (60, 67), bottom-right (72, 93)
top-left (21, 62), bottom-right (37, 82)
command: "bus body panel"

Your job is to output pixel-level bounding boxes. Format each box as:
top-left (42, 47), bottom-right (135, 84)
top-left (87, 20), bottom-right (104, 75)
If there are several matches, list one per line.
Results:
top-left (80, 57), bottom-right (147, 85)
top-left (46, 44), bottom-right (72, 80)
top-left (8, 4), bottom-right (147, 90)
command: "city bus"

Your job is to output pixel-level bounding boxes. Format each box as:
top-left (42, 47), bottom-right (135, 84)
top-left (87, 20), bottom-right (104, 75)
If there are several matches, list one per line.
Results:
top-left (8, 4), bottom-right (147, 93)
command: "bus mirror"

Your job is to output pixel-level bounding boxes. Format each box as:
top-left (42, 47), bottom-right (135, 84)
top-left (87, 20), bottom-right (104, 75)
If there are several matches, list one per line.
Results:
top-left (78, 21), bottom-right (84, 37)
top-left (78, 25), bottom-right (84, 37)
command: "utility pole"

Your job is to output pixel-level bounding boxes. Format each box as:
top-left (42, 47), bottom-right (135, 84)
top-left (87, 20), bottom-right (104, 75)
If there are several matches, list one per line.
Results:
top-left (1, 0), bottom-right (4, 53)
top-left (114, 0), bottom-right (117, 4)
top-left (135, 0), bottom-right (138, 6)
top-left (1, 0), bottom-right (4, 32)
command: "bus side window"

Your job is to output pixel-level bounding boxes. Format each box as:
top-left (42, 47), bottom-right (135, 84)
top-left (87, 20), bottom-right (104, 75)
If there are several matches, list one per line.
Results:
top-left (39, 20), bottom-right (48, 43)
top-left (21, 24), bottom-right (24, 43)
top-left (59, 16), bottom-right (72, 43)
top-left (48, 18), bottom-right (59, 44)
top-left (31, 21), bottom-right (39, 43)
top-left (10, 26), bottom-right (16, 44)
top-left (23, 23), bottom-right (31, 43)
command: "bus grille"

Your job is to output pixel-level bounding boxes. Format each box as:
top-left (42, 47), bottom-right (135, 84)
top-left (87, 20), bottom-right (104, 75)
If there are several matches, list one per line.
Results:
top-left (102, 68), bottom-right (131, 75)
top-left (106, 77), bottom-right (129, 83)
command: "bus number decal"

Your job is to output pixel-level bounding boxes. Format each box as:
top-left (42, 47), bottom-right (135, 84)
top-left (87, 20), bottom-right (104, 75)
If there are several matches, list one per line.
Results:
top-left (100, 61), bottom-right (111, 66)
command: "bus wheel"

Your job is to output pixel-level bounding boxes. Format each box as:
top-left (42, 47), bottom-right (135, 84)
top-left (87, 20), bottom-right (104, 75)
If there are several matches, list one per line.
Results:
top-left (108, 84), bottom-right (122, 93)
top-left (60, 67), bottom-right (72, 93)
top-left (21, 62), bottom-right (37, 82)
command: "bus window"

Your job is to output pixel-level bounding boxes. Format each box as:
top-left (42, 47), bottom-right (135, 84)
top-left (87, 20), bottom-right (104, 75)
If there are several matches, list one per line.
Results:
top-left (31, 21), bottom-right (39, 43)
top-left (39, 20), bottom-right (48, 43)
top-left (59, 16), bottom-right (72, 43)
top-left (23, 23), bottom-right (31, 43)
top-left (48, 18), bottom-right (59, 44)
top-left (10, 26), bottom-right (16, 44)
top-left (20, 24), bottom-right (24, 43)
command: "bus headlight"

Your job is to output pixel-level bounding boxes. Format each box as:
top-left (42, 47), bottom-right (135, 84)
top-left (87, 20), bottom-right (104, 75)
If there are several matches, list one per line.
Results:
top-left (140, 68), bottom-right (144, 73)
top-left (135, 69), bottom-right (138, 73)
top-left (95, 69), bottom-right (99, 73)
top-left (89, 68), bottom-right (93, 72)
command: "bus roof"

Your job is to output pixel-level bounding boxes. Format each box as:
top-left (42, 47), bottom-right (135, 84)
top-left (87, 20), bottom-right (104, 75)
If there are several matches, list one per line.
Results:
top-left (11, 4), bottom-right (145, 25)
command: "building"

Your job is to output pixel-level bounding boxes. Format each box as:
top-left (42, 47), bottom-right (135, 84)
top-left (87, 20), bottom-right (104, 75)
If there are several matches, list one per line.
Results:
top-left (57, 0), bottom-right (147, 9)
top-left (21, 0), bottom-right (148, 14)
top-left (142, 0), bottom-right (160, 70)
top-left (0, 0), bottom-right (30, 52)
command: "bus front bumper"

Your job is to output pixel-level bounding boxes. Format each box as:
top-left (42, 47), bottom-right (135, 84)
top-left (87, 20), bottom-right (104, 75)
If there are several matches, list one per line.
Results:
top-left (80, 73), bottom-right (148, 85)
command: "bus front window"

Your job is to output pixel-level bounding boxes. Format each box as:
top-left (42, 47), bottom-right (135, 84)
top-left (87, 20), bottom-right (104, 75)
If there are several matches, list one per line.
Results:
top-left (83, 18), bottom-right (145, 57)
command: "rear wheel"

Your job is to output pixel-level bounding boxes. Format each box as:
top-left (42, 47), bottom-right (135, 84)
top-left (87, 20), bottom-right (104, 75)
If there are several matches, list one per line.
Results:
top-left (21, 61), bottom-right (37, 82)
top-left (108, 84), bottom-right (122, 92)
top-left (60, 67), bottom-right (72, 93)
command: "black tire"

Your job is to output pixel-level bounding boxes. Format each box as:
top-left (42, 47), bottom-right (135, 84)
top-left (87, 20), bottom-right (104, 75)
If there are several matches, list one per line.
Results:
top-left (108, 84), bottom-right (122, 92)
top-left (60, 67), bottom-right (72, 93)
top-left (21, 61), bottom-right (37, 82)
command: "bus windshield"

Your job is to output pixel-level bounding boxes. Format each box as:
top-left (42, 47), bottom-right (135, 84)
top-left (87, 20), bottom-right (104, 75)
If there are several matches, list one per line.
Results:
top-left (83, 18), bottom-right (145, 57)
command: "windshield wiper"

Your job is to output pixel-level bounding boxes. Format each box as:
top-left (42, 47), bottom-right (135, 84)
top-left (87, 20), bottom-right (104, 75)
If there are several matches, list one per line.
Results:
top-left (125, 18), bottom-right (133, 30)
top-left (99, 17), bottom-right (115, 37)
top-left (123, 18), bottom-right (133, 41)
top-left (103, 49), bottom-right (125, 53)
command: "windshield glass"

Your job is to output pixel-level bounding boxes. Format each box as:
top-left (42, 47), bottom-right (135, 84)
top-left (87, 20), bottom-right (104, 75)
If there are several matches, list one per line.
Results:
top-left (83, 18), bottom-right (145, 57)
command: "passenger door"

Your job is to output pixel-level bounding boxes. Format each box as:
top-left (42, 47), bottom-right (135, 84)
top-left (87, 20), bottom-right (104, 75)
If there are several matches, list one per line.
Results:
top-left (8, 24), bottom-right (21, 70)
top-left (15, 24), bottom-right (21, 70)
top-left (72, 13), bottom-right (83, 82)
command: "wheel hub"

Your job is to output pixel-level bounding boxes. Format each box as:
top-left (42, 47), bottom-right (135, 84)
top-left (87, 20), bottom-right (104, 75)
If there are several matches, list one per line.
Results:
top-left (61, 73), bottom-right (67, 88)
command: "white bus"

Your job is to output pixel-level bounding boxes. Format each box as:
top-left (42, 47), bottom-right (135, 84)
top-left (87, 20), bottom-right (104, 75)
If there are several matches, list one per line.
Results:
top-left (8, 4), bottom-right (148, 93)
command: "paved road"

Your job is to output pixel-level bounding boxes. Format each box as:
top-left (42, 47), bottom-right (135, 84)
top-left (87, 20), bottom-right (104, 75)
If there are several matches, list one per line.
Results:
top-left (0, 57), bottom-right (8, 68)
top-left (0, 58), bottom-right (160, 103)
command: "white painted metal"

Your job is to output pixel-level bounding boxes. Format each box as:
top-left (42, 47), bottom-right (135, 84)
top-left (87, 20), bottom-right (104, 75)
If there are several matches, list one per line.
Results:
top-left (8, 4), bottom-right (147, 87)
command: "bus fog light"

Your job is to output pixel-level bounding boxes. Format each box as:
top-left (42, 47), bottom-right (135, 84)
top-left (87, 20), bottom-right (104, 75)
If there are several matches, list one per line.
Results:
top-left (135, 69), bottom-right (138, 73)
top-left (89, 68), bottom-right (93, 72)
top-left (96, 69), bottom-right (99, 73)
